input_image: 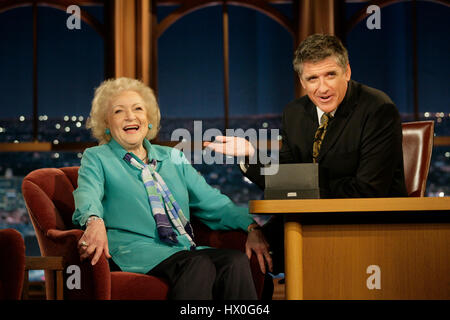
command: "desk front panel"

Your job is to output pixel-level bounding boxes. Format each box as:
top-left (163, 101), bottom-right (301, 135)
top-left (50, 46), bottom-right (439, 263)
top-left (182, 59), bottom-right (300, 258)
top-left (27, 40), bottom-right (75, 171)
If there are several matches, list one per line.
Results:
top-left (301, 223), bottom-right (450, 299)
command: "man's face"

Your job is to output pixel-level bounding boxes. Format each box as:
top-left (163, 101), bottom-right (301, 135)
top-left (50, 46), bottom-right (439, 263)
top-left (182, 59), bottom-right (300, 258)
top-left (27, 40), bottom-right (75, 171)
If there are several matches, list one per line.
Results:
top-left (299, 56), bottom-right (351, 113)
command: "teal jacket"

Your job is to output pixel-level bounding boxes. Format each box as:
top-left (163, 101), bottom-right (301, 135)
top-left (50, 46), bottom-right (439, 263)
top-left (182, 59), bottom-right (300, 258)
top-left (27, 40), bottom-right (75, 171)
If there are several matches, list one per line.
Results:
top-left (72, 138), bottom-right (255, 274)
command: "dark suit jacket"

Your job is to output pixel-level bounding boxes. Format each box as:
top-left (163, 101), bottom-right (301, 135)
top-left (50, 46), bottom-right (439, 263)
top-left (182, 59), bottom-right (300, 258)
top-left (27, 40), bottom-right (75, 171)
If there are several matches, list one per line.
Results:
top-left (245, 80), bottom-right (407, 198)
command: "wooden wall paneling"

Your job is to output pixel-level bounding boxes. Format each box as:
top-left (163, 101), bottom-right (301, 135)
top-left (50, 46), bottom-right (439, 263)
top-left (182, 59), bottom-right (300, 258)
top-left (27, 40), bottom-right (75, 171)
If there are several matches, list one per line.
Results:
top-left (294, 0), bottom-right (337, 97)
top-left (222, 2), bottom-right (230, 129)
top-left (136, 0), bottom-right (151, 85)
top-left (114, 0), bottom-right (136, 78)
top-left (150, 0), bottom-right (159, 93)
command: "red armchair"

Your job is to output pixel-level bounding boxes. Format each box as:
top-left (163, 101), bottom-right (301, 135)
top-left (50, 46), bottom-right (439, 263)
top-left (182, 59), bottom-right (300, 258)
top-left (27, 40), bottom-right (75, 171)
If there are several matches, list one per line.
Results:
top-left (0, 228), bottom-right (26, 300)
top-left (401, 121), bottom-right (434, 197)
top-left (21, 167), bottom-right (265, 300)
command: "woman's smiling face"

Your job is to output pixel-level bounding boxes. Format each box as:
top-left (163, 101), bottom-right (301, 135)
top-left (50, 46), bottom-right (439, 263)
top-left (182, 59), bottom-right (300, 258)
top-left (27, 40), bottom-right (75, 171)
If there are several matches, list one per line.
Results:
top-left (106, 90), bottom-right (149, 152)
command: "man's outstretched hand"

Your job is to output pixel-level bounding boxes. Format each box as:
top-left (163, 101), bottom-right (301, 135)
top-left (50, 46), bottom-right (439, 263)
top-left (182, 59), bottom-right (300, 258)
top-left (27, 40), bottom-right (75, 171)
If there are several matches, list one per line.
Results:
top-left (203, 136), bottom-right (255, 158)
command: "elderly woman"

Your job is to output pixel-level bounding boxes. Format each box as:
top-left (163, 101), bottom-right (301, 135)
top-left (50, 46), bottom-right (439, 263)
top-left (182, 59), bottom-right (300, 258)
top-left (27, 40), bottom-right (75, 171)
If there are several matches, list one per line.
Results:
top-left (72, 77), bottom-right (272, 300)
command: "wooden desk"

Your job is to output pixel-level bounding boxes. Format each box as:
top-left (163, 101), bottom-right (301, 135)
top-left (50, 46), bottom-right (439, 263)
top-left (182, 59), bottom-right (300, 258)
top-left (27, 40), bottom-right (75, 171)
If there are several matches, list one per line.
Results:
top-left (250, 197), bottom-right (450, 300)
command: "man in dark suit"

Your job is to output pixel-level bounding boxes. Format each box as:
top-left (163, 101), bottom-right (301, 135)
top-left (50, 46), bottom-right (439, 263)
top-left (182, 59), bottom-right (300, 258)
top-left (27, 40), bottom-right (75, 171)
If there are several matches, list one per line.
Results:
top-left (204, 34), bottom-right (407, 276)
top-left (243, 79), bottom-right (407, 199)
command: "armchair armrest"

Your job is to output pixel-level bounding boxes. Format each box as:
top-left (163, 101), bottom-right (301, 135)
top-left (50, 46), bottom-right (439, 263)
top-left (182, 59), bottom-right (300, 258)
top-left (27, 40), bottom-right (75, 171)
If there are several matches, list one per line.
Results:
top-left (44, 228), bottom-right (112, 300)
top-left (47, 228), bottom-right (83, 240)
top-left (46, 228), bottom-right (83, 247)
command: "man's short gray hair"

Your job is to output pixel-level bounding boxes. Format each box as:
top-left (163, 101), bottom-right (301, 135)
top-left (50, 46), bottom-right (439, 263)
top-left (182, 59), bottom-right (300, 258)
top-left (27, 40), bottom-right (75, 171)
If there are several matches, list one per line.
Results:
top-left (293, 34), bottom-right (349, 76)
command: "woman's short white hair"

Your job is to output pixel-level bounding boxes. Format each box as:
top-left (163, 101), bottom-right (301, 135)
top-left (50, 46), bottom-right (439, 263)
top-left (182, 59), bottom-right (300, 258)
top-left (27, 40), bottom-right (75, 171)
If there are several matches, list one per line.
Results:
top-left (87, 77), bottom-right (161, 144)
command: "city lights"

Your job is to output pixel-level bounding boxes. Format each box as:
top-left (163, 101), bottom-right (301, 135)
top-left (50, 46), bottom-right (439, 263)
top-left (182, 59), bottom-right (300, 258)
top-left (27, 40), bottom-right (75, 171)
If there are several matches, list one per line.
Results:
top-left (0, 115), bottom-right (447, 199)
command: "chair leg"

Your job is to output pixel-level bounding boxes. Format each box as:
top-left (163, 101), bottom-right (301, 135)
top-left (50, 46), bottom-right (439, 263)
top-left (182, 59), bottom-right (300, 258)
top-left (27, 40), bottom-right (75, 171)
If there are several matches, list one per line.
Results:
top-left (22, 270), bottom-right (29, 300)
top-left (261, 273), bottom-right (274, 300)
top-left (55, 270), bottom-right (64, 300)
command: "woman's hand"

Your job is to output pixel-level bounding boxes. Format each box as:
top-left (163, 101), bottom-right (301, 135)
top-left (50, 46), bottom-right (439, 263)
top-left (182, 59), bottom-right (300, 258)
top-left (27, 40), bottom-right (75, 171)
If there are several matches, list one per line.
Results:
top-left (245, 226), bottom-right (273, 274)
top-left (203, 136), bottom-right (255, 158)
top-left (77, 217), bottom-right (111, 265)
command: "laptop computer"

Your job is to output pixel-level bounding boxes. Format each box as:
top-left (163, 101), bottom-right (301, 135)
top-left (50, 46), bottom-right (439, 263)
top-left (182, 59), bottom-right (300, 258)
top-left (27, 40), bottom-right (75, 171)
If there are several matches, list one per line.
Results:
top-left (264, 163), bottom-right (320, 200)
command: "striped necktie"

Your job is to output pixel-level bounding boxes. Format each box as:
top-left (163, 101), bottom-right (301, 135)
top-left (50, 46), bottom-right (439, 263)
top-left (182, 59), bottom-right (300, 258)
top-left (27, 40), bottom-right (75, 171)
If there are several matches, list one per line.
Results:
top-left (312, 112), bottom-right (332, 163)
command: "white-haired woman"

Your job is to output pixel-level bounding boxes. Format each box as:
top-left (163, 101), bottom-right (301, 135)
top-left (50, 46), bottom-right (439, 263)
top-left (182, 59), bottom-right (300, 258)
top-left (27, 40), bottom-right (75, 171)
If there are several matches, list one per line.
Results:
top-left (72, 77), bottom-right (272, 299)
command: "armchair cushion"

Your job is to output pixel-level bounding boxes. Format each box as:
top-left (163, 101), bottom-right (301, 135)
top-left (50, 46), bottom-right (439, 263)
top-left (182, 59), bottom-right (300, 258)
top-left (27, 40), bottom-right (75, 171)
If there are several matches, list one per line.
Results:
top-left (111, 272), bottom-right (168, 300)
